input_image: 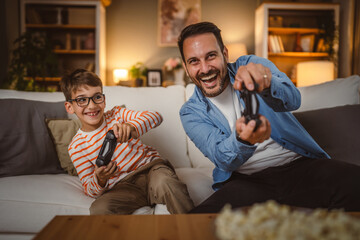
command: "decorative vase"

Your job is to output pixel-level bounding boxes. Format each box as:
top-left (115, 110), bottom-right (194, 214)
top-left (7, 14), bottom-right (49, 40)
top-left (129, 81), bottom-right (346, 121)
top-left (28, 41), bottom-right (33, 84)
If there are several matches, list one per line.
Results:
top-left (173, 68), bottom-right (185, 86)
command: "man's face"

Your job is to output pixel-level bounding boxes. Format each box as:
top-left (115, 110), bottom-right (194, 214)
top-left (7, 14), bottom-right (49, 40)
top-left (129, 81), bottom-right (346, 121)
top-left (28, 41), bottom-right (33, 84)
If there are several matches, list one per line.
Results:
top-left (64, 85), bottom-right (105, 132)
top-left (182, 33), bottom-right (229, 97)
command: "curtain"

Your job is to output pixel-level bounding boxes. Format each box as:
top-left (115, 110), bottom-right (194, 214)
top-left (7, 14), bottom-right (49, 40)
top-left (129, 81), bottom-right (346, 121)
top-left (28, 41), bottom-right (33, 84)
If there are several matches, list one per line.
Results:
top-left (352, 0), bottom-right (360, 75)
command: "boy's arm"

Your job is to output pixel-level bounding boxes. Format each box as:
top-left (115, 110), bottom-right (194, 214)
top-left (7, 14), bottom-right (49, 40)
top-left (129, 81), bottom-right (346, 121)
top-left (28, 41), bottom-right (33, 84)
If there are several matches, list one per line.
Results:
top-left (68, 138), bottom-right (108, 198)
top-left (114, 106), bottom-right (163, 138)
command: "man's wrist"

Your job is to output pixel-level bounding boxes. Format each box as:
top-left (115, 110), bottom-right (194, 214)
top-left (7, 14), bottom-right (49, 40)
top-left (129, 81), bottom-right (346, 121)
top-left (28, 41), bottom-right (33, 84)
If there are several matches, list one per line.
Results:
top-left (236, 133), bottom-right (252, 145)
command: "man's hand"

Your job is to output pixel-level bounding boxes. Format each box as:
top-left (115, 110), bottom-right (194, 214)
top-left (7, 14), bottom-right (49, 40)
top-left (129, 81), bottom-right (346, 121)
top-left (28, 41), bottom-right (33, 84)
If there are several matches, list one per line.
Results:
top-left (233, 62), bottom-right (272, 92)
top-left (236, 115), bottom-right (271, 145)
top-left (95, 161), bottom-right (118, 187)
top-left (112, 123), bottom-right (138, 143)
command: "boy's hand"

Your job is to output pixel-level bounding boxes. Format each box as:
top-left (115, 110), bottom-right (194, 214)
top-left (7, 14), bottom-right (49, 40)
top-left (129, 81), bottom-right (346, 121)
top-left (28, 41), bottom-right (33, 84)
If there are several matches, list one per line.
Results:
top-left (95, 161), bottom-right (118, 187)
top-left (112, 123), bottom-right (138, 143)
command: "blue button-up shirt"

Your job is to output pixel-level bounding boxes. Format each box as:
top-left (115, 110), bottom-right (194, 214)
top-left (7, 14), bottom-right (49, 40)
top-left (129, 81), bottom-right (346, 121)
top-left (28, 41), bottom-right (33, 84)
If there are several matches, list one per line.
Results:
top-left (180, 55), bottom-right (329, 190)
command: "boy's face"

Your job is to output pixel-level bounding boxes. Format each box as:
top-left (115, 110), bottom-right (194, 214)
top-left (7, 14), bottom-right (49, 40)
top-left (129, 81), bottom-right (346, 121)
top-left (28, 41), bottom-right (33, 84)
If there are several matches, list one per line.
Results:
top-left (64, 85), bottom-right (105, 132)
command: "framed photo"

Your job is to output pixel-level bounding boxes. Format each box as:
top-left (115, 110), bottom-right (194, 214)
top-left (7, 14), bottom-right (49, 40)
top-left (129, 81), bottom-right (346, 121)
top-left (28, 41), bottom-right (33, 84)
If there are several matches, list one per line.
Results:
top-left (147, 69), bottom-right (163, 87)
top-left (158, 0), bottom-right (201, 47)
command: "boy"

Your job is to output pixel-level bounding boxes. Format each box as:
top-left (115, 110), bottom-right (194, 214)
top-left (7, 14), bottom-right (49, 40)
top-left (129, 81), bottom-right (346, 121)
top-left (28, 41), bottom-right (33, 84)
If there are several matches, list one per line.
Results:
top-left (60, 69), bottom-right (194, 214)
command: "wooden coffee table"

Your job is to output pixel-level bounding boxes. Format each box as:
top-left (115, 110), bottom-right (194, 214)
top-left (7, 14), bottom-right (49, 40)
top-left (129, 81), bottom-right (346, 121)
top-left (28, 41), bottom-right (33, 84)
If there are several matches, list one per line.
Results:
top-left (33, 213), bottom-right (218, 240)
top-left (34, 212), bottom-right (360, 240)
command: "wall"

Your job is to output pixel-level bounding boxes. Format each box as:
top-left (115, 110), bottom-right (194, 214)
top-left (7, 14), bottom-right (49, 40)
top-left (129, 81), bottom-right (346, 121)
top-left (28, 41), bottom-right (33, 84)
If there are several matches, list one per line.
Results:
top-left (106, 0), bottom-right (257, 85)
top-left (3, 0), bottom-right (353, 86)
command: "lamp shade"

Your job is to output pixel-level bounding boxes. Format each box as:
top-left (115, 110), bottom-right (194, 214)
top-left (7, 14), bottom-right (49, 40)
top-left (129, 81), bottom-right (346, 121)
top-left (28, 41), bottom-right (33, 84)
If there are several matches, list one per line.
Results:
top-left (296, 61), bottom-right (335, 87)
top-left (227, 43), bottom-right (248, 63)
top-left (113, 69), bottom-right (129, 84)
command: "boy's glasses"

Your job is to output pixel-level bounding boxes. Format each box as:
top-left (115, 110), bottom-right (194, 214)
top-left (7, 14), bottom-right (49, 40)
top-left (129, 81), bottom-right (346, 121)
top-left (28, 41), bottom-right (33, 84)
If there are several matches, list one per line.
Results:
top-left (68, 93), bottom-right (105, 107)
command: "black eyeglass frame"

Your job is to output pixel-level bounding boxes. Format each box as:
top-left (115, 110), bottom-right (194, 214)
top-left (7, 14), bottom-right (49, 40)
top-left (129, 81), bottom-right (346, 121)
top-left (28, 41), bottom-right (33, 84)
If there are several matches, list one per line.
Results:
top-left (68, 93), bottom-right (105, 107)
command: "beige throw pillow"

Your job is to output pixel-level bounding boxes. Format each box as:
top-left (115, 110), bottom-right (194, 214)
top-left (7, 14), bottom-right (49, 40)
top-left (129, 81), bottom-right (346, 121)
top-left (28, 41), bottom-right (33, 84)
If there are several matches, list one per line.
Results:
top-left (46, 118), bottom-right (81, 176)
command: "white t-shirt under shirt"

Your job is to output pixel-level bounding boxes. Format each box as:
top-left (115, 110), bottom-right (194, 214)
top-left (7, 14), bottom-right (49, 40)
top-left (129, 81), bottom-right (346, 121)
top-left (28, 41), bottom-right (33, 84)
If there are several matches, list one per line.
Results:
top-left (209, 84), bottom-right (301, 175)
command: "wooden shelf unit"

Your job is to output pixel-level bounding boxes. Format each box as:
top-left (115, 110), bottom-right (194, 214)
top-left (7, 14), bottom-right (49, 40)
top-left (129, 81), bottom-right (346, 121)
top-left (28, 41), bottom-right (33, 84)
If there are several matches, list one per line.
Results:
top-left (20, 0), bottom-right (106, 86)
top-left (255, 3), bottom-right (339, 85)
top-left (269, 52), bottom-right (329, 57)
top-left (269, 27), bottom-right (325, 35)
top-left (26, 23), bottom-right (96, 29)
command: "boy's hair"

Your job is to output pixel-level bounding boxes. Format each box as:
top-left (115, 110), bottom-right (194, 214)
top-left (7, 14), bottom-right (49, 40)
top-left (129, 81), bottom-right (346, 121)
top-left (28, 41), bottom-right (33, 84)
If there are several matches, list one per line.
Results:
top-left (60, 69), bottom-right (103, 101)
top-left (177, 22), bottom-right (225, 63)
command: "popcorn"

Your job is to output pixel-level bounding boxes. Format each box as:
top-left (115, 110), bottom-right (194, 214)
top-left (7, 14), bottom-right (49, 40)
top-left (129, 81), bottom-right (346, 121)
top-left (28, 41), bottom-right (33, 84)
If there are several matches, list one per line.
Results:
top-left (215, 200), bottom-right (360, 240)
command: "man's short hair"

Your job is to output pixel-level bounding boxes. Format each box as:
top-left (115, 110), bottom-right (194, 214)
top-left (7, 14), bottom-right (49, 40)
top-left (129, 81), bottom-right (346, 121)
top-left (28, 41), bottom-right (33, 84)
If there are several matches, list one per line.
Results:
top-left (177, 22), bottom-right (225, 62)
top-left (60, 69), bottom-right (102, 101)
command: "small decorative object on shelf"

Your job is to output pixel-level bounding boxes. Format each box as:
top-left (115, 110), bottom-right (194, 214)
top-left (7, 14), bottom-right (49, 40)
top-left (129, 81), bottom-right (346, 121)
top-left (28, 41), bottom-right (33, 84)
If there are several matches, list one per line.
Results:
top-left (294, 33), bottom-right (303, 52)
top-left (163, 57), bottom-right (185, 86)
top-left (84, 32), bottom-right (95, 50)
top-left (66, 33), bottom-right (71, 50)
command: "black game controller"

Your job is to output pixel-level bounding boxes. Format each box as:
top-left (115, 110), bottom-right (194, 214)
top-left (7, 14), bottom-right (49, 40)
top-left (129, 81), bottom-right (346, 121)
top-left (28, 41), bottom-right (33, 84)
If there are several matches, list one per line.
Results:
top-left (240, 83), bottom-right (262, 132)
top-left (95, 130), bottom-right (117, 167)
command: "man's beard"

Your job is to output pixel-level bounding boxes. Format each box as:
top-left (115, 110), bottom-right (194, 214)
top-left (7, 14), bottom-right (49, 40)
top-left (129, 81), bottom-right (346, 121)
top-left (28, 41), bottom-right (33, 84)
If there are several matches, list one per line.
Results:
top-left (196, 69), bottom-right (229, 98)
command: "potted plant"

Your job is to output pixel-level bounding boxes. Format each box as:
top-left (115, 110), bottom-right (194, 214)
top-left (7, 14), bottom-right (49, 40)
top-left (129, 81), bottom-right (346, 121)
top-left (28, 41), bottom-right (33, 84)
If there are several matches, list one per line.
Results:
top-left (5, 31), bottom-right (59, 91)
top-left (129, 62), bottom-right (147, 87)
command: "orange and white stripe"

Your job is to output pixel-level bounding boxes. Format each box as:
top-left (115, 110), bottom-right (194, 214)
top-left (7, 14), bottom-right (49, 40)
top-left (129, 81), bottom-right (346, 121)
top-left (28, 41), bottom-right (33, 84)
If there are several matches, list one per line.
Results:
top-left (68, 106), bottom-right (162, 198)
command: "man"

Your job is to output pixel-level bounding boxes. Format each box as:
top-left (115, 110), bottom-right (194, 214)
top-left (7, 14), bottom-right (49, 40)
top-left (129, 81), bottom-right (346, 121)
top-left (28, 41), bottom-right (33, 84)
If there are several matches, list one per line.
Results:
top-left (178, 22), bottom-right (360, 213)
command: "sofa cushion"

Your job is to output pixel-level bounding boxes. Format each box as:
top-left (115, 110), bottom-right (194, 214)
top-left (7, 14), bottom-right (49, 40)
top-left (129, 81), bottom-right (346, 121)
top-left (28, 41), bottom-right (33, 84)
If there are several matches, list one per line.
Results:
top-left (0, 99), bottom-right (67, 177)
top-left (293, 104), bottom-right (360, 166)
top-left (46, 118), bottom-right (81, 176)
top-left (0, 174), bottom-right (93, 233)
top-left (296, 75), bottom-right (360, 112)
top-left (175, 167), bottom-right (214, 206)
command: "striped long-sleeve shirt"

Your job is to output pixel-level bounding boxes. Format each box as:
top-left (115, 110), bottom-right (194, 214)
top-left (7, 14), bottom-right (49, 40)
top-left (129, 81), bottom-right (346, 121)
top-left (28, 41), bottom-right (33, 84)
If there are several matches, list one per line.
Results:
top-left (68, 106), bottom-right (163, 198)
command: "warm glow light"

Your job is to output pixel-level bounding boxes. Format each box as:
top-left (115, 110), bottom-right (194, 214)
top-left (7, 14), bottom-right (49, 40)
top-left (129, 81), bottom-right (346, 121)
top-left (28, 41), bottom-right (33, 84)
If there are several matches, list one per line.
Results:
top-left (113, 69), bottom-right (129, 84)
top-left (296, 61), bottom-right (335, 87)
top-left (227, 43), bottom-right (248, 63)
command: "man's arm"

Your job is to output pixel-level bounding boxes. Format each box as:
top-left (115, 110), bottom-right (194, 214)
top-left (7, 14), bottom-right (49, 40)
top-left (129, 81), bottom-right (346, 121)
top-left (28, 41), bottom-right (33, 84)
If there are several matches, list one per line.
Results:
top-left (180, 104), bottom-right (257, 172)
top-left (232, 55), bottom-right (301, 112)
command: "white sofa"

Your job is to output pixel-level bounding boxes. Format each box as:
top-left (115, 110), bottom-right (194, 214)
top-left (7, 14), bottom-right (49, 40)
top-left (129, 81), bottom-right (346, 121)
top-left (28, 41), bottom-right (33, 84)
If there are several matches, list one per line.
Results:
top-left (0, 75), bottom-right (359, 240)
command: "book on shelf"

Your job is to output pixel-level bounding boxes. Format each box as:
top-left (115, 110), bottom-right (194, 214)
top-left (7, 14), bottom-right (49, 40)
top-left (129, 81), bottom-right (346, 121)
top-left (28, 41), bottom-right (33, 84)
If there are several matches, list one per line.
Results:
top-left (277, 35), bottom-right (285, 52)
top-left (268, 35), bottom-right (284, 53)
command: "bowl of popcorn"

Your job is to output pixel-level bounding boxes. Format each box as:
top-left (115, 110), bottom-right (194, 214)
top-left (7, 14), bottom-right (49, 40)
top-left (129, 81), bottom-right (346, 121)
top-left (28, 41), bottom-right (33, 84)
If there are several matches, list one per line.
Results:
top-left (215, 200), bottom-right (360, 240)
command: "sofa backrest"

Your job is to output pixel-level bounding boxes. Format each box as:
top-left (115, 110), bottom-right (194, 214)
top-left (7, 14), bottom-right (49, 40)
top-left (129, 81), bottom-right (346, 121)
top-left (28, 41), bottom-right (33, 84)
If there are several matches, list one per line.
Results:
top-left (295, 74), bottom-right (360, 112)
top-left (103, 85), bottom-right (191, 168)
top-left (0, 86), bottom-right (192, 169)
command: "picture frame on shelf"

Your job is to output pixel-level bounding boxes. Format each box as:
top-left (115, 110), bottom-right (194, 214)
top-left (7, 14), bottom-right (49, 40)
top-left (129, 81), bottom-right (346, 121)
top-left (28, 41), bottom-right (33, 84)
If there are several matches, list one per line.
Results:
top-left (300, 34), bottom-right (315, 52)
top-left (158, 0), bottom-right (201, 47)
top-left (147, 69), bottom-right (163, 87)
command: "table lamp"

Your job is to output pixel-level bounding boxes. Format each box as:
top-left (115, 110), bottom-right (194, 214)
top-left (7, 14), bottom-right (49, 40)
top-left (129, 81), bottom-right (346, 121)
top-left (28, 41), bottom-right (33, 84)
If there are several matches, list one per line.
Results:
top-left (113, 69), bottom-right (129, 85)
top-left (296, 61), bottom-right (335, 87)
